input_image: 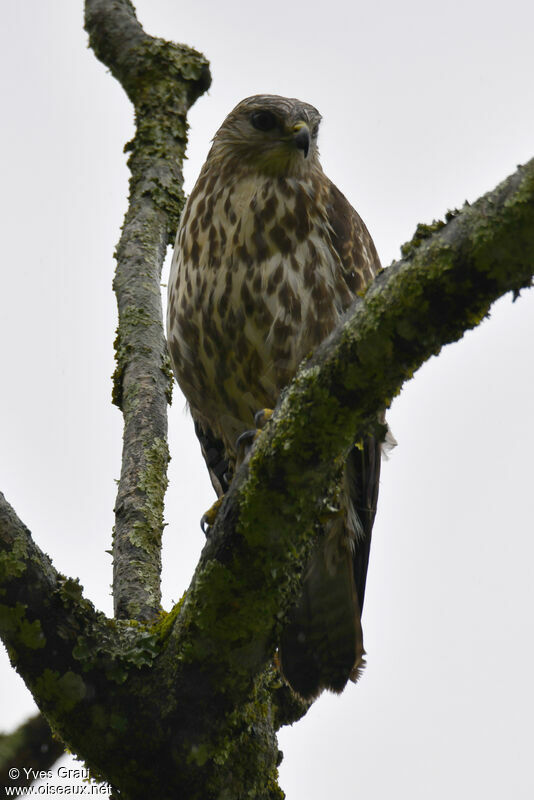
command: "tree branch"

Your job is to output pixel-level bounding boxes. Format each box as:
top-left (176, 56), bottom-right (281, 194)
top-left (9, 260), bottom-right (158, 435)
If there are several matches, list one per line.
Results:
top-left (0, 493), bottom-right (126, 774)
top-left (0, 487), bottom-right (281, 795)
top-left (84, 0), bottom-right (211, 621)
top-left (0, 715), bottom-right (64, 788)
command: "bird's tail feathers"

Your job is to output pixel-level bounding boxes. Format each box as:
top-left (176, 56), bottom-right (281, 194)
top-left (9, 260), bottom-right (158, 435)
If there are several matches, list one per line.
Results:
top-left (279, 530), bottom-right (364, 700)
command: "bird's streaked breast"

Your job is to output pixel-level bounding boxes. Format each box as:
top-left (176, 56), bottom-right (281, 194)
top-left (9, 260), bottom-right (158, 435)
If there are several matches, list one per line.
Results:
top-left (167, 167), bottom-right (356, 452)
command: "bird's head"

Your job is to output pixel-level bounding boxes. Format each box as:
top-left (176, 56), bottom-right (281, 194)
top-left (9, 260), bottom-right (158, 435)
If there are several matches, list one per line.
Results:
top-left (208, 94), bottom-right (322, 177)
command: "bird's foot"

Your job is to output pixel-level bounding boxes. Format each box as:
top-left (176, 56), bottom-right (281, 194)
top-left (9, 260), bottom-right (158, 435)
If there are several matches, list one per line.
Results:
top-left (202, 410), bottom-right (274, 534)
top-left (201, 497), bottom-right (223, 535)
top-left (235, 409), bottom-right (274, 467)
top-left (254, 408), bottom-right (274, 429)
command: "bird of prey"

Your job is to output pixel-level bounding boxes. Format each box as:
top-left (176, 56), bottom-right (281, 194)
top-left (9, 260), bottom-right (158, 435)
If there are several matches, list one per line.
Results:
top-left (167, 94), bottom-right (383, 699)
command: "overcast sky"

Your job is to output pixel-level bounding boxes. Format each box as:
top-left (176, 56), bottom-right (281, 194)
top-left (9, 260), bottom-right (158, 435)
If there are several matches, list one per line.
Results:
top-left (1, 1), bottom-right (533, 797)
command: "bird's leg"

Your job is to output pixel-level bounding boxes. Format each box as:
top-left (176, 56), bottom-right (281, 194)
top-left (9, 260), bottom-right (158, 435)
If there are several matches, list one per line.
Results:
top-left (201, 410), bottom-right (273, 534)
top-left (235, 409), bottom-right (274, 468)
top-left (254, 408), bottom-right (274, 429)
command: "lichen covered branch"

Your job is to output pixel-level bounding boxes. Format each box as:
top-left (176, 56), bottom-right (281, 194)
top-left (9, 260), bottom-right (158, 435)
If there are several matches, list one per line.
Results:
top-left (0, 714), bottom-right (64, 788)
top-left (84, 0), bottom-right (211, 621)
top-left (0, 493), bottom-right (133, 778)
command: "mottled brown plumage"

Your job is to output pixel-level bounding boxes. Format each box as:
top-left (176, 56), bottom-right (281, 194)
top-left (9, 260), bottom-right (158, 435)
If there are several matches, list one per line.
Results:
top-left (167, 95), bottom-right (382, 698)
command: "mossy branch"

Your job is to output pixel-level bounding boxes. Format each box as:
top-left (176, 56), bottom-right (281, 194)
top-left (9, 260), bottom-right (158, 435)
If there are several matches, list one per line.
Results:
top-left (0, 489), bottom-right (283, 797)
top-left (84, 0), bottom-right (211, 621)
top-left (0, 715), bottom-right (64, 788)
top-left (0, 492), bottom-right (136, 782)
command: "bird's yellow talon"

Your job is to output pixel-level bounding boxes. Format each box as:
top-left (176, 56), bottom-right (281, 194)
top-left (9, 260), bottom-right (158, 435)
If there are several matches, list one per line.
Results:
top-left (201, 497), bottom-right (223, 534)
top-left (254, 408), bottom-right (274, 429)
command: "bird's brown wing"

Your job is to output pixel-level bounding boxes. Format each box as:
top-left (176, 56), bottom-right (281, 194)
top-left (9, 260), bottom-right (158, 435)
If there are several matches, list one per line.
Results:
top-left (325, 179), bottom-right (382, 289)
top-left (278, 182), bottom-right (383, 699)
top-left (326, 177), bottom-right (383, 612)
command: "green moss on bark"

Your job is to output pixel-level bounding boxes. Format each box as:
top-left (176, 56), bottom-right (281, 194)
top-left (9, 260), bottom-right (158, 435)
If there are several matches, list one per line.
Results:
top-left (0, 535), bottom-right (28, 583)
top-left (0, 604), bottom-right (46, 650)
top-left (129, 438), bottom-right (169, 554)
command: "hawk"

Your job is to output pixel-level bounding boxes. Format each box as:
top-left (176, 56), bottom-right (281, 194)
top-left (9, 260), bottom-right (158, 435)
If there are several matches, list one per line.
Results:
top-left (167, 95), bottom-right (383, 699)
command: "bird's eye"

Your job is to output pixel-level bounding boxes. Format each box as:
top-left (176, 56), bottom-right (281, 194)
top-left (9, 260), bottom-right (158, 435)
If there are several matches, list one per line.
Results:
top-left (311, 123), bottom-right (319, 138)
top-left (250, 110), bottom-right (277, 132)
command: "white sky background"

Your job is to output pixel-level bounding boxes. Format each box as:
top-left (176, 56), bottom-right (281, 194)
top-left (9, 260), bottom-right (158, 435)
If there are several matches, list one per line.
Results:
top-left (1, 0), bottom-right (533, 796)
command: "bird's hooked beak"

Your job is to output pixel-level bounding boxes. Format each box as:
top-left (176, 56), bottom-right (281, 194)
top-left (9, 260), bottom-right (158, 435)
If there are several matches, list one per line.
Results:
top-left (292, 122), bottom-right (310, 158)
